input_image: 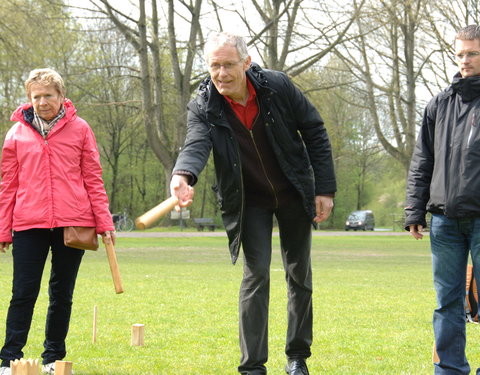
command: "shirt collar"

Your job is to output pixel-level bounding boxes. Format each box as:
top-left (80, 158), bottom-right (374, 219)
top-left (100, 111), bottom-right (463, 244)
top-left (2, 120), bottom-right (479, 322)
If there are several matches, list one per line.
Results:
top-left (224, 77), bottom-right (257, 106)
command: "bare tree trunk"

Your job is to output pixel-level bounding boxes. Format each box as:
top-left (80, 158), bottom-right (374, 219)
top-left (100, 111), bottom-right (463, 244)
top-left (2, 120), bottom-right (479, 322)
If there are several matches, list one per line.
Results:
top-left (89, 0), bottom-right (203, 190)
top-left (334, 0), bottom-right (426, 173)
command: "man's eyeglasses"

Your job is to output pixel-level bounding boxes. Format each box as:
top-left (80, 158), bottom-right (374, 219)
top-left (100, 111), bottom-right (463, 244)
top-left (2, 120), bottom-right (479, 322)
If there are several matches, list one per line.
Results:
top-left (455, 51), bottom-right (480, 60)
top-left (208, 60), bottom-right (243, 72)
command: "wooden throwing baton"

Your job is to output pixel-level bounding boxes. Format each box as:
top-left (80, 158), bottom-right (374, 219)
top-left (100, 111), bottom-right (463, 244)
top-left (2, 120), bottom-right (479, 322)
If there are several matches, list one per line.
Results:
top-left (104, 240), bottom-right (124, 294)
top-left (135, 196), bottom-right (179, 230)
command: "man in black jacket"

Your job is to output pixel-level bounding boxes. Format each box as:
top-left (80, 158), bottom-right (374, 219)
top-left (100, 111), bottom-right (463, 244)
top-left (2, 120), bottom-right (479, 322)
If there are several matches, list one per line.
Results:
top-left (170, 32), bottom-right (336, 375)
top-left (405, 25), bottom-right (480, 375)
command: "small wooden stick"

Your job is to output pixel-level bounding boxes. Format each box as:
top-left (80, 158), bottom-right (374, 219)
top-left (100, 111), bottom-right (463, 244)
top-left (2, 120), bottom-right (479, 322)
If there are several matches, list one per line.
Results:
top-left (54, 361), bottom-right (73, 375)
top-left (92, 305), bottom-right (98, 344)
top-left (131, 324), bottom-right (145, 346)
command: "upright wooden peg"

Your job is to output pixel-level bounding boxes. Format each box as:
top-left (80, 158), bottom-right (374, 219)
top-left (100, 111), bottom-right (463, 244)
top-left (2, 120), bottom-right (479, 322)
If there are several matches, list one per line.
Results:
top-left (54, 360), bottom-right (73, 375)
top-left (131, 323), bottom-right (145, 346)
top-left (10, 358), bottom-right (39, 375)
top-left (92, 305), bottom-right (98, 344)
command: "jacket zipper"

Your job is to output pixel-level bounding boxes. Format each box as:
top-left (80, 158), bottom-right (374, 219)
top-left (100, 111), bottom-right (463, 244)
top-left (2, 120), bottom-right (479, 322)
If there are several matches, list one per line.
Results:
top-left (250, 98), bottom-right (279, 209)
top-left (467, 111), bottom-right (476, 147)
top-left (235, 97), bottom-right (279, 210)
top-left (42, 132), bottom-right (54, 226)
top-left (248, 129), bottom-right (279, 209)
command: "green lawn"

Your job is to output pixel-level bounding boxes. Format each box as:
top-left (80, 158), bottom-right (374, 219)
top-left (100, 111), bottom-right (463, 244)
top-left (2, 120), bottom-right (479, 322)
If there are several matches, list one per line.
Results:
top-left (0, 234), bottom-right (478, 374)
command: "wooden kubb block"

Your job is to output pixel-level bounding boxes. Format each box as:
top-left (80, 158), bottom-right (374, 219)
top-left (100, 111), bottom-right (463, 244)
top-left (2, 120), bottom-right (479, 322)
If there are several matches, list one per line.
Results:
top-left (10, 359), bottom-right (39, 375)
top-left (131, 323), bottom-right (145, 346)
top-left (54, 361), bottom-right (73, 375)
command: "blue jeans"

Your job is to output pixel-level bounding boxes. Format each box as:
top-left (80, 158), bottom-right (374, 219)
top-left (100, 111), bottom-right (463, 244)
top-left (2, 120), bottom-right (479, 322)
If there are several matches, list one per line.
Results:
top-left (0, 228), bottom-right (84, 366)
top-left (430, 214), bottom-right (480, 375)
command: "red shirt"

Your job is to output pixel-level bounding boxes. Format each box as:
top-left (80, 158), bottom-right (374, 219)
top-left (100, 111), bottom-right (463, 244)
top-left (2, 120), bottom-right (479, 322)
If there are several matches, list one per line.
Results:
top-left (225, 78), bottom-right (259, 130)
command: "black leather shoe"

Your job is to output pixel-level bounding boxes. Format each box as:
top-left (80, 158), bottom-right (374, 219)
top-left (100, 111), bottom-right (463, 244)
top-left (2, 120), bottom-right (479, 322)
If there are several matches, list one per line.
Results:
top-left (285, 359), bottom-right (309, 375)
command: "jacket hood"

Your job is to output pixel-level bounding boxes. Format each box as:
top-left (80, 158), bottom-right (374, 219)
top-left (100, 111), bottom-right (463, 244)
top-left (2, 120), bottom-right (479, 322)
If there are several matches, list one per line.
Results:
top-left (10, 98), bottom-right (77, 124)
top-left (451, 73), bottom-right (480, 102)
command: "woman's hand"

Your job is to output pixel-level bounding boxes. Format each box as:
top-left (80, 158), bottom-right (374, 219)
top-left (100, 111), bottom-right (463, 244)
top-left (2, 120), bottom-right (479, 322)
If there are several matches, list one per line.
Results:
top-left (101, 231), bottom-right (116, 246)
top-left (0, 242), bottom-right (11, 253)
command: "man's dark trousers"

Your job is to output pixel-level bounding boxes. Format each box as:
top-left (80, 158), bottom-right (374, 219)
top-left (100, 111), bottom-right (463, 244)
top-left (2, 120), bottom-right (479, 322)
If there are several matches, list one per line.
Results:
top-left (238, 201), bottom-right (313, 375)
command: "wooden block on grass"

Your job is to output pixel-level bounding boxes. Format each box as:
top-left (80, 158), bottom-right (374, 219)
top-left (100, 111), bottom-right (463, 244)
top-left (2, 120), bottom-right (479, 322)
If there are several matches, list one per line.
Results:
top-left (10, 359), bottom-right (39, 375)
top-left (54, 361), bottom-right (73, 375)
top-left (131, 323), bottom-right (145, 346)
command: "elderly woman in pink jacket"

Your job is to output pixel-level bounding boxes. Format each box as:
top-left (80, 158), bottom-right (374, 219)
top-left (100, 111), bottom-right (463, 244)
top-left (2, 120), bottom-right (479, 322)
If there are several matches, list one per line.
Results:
top-left (0, 69), bottom-right (115, 375)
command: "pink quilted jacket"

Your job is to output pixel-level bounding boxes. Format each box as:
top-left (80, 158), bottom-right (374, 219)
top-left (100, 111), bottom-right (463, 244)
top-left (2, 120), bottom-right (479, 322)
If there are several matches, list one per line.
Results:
top-left (0, 99), bottom-right (114, 242)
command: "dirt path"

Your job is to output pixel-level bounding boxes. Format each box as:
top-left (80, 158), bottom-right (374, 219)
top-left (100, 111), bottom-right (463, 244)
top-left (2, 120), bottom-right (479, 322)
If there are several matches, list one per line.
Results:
top-left (116, 230), bottom-right (415, 238)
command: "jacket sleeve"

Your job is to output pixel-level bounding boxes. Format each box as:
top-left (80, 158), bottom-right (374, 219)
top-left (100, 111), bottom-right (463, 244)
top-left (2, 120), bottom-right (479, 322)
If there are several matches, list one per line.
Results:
top-left (172, 100), bottom-right (213, 186)
top-left (282, 74), bottom-right (336, 195)
top-left (0, 130), bottom-right (18, 242)
top-left (81, 126), bottom-right (114, 233)
top-left (404, 101), bottom-right (436, 230)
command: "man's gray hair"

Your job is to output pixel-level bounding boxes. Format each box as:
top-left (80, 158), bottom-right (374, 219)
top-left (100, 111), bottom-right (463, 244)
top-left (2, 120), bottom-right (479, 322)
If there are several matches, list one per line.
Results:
top-left (456, 25), bottom-right (480, 42)
top-left (203, 32), bottom-right (249, 63)
top-left (25, 68), bottom-right (66, 99)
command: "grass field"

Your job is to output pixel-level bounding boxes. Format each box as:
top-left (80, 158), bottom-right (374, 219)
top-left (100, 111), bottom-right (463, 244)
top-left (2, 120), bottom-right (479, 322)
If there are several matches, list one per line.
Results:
top-left (0, 233), bottom-right (478, 374)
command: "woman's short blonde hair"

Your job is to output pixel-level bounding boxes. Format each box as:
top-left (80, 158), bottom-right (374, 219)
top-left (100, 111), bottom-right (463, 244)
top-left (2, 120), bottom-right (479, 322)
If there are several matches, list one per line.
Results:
top-left (25, 68), bottom-right (66, 99)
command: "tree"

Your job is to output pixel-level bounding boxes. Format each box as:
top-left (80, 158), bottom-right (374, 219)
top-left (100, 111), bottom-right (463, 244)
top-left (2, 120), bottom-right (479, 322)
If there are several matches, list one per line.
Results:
top-left (78, 0), bottom-right (365, 172)
top-left (69, 0), bottom-right (364, 219)
top-left (69, 21), bottom-right (152, 213)
top-left (82, 0), bottom-right (203, 185)
top-left (302, 57), bottom-right (380, 227)
top-left (56, 0), bottom-right (444, 226)
top-left (334, 0), bottom-right (431, 173)
top-left (208, 0), bottom-right (364, 76)
top-left (0, 0), bottom-right (78, 130)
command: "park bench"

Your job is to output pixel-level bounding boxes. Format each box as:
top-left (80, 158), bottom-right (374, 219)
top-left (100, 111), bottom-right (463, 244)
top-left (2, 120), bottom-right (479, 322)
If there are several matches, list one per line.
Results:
top-left (192, 218), bottom-right (217, 231)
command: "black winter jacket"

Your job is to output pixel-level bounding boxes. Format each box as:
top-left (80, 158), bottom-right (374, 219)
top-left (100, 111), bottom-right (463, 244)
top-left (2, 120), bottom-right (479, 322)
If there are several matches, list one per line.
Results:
top-left (405, 73), bottom-right (480, 229)
top-left (173, 63), bottom-right (336, 263)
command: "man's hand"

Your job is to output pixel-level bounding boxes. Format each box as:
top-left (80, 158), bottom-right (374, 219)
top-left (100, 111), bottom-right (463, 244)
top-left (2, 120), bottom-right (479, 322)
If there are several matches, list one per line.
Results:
top-left (0, 242), bottom-right (11, 253)
top-left (170, 174), bottom-right (194, 211)
top-left (409, 224), bottom-right (424, 240)
top-left (314, 195), bottom-right (334, 223)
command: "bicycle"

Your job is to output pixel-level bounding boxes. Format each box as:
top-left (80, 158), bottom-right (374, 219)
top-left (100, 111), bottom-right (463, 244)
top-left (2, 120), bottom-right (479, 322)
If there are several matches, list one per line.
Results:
top-left (112, 210), bottom-right (134, 232)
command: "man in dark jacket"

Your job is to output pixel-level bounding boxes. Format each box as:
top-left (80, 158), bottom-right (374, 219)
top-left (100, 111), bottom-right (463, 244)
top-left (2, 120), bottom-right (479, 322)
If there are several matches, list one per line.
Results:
top-left (405, 25), bottom-right (480, 375)
top-left (170, 32), bottom-right (336, 375)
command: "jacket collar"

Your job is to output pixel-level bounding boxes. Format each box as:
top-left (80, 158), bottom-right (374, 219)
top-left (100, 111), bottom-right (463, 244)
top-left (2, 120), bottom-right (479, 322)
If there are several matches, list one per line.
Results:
top-left (10, 99), bottom-right (77, 131)
top-left (450, 72), bottom-right (480, 102)
top-left (198, 62), bottom-right (275, 120)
